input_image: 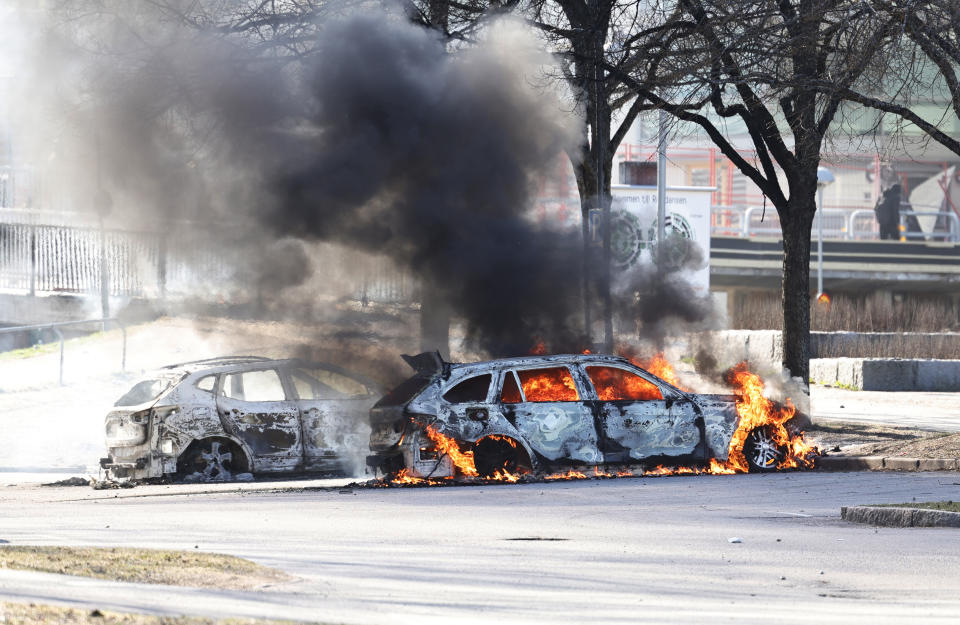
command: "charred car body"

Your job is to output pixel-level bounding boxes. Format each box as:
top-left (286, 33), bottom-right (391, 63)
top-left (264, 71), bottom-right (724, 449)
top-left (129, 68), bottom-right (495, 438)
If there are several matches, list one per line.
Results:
top-left (101, 356), bottom-right (381, 481)
top-left (368, 352), bottom-right (788, 478)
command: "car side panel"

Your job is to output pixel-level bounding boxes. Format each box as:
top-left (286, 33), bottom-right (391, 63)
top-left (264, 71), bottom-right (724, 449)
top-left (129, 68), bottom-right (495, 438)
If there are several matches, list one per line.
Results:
top-left (697, 395), bottom-right (740, 460)
top-left (598, 399), bottom-right (700, 459)
top-left (300, 398), bottom-right (373, 471)
top-left (505, 402), bottom-right (600, 464)
top-left (216, 395), bottom-right (303, 471)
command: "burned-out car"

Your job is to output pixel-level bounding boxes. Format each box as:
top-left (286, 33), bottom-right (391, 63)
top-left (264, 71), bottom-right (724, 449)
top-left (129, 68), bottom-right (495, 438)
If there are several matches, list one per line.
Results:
top-left (101, 356), bottom-right (381, 481)
top-left (368, 352), bottom-right (789, 478)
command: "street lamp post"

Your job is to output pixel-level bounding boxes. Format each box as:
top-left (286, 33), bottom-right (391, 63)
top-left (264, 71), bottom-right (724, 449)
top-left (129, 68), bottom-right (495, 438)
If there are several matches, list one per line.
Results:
top-left (816, 166), bottom-right (834, 300)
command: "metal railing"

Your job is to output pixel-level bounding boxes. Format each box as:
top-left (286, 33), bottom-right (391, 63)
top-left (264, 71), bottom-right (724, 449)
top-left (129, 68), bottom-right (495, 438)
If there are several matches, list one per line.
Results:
top-left (712, 204), bottom-right (960, 242)
top-left (0, 318), bottom-right (126, 386)
top-left (899, 210), bottom-right (960, 241)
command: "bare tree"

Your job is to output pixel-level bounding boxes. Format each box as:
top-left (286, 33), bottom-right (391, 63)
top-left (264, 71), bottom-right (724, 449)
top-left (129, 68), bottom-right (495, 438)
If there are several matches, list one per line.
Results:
top-left (611, 0), bottom-right (895, 383)
top-left (836, 0), bottom-right (960, 156)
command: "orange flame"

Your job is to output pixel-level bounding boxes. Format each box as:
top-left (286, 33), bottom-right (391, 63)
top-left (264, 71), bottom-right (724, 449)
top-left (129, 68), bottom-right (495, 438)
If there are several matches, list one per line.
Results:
top-left (492, 470), bottom-right (521, 482)
top-left (631, 352), bottom-right (686, 390)
top-left (516, 368), bottom-right (579, 402)
top-left (424, 425), bottom-right (478, 477)
top-left (529, 339), bottom-right (547, 355)
top-left (587, 366), bottom-right (662, 401)
top-left (722, 363), bottom-right (817, 471)
top-left (392, 468), bottom-right (425, 485)
top-left (545, 469), bottom-right (588, 480)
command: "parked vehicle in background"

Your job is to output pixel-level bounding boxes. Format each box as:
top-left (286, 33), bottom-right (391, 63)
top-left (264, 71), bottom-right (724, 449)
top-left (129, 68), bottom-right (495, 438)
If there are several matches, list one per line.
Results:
top-left (101, 356), bottom-right (381, 481)
top-left (368, 352), bottom-right (790, 478)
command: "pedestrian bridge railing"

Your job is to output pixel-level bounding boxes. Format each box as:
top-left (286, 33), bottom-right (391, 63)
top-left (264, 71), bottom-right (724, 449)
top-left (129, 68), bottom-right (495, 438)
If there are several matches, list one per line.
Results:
top-left (711, 204), bottom-right (960, 242)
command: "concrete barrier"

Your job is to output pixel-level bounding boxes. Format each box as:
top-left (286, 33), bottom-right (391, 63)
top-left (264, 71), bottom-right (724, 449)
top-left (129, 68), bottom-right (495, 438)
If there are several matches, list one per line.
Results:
top-left (704, 330), bottom-right (960, 366)
top-left (842, 505), bottom-right (960, 528)
top-left (810, 357), bottom-right (960, 391)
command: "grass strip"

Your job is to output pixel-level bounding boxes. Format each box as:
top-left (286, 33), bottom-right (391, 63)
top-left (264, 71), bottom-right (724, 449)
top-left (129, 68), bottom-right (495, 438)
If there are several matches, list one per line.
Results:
top-left (872, 501), bottom-right (960, 513)
top-left (0, 546), bottom-right (292, 590)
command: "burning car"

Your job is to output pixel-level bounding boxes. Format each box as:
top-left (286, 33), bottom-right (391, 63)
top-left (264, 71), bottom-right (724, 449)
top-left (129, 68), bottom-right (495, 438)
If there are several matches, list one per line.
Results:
top-left (367, 352), bottom-right (803, 479)
top-left (101, 356), bottom-right (382, 481)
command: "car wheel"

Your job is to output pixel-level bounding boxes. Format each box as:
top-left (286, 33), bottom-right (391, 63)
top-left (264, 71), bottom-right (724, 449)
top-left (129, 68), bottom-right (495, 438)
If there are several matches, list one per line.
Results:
top-left (474, 436), bottom-right (532, 477)
top-left (177, 439), bottom-right (246, 481)
top-left (743, 426), bottom-right (785, 472)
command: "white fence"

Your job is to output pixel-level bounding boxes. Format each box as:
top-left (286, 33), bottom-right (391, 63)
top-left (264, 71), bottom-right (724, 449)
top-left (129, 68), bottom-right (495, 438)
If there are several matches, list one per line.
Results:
top-left (711, 204), bottom-right (960, 242)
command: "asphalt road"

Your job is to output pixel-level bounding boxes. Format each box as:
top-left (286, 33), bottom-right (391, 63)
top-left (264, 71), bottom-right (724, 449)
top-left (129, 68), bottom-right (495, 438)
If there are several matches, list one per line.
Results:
top-left (2, 471), bottom-right (960, 624)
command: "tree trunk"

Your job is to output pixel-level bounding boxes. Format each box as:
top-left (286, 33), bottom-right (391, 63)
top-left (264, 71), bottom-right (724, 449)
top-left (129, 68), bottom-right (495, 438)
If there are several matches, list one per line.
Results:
top-left (573, 143), bottom-right (596, 344)
top-left (570, 83), bottom-right (614, 352)
top-left (779, 196), bottom-right (816, 385)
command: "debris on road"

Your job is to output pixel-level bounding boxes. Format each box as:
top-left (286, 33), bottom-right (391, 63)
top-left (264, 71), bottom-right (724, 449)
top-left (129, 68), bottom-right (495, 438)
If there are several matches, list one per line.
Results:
top-left (41, 476), bottom-right (90, 487)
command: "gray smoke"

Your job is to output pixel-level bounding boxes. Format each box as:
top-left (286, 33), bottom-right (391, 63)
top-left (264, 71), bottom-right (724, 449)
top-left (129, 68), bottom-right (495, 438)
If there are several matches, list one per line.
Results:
top-left (614, 233), bottom-right (713, 344)
top-left (18, 4), bottom-right (588, 356)
top-left (13, 2), bottom-right (714, 357)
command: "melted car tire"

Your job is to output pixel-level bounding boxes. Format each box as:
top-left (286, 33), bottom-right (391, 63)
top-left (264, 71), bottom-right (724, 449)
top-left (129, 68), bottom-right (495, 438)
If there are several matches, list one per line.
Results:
top-left (743, 426), bottom-right (786, 473)
top-left (176, 438), bottom-right (248, 482)
top-left (474, 436), bottom-right (532, 477)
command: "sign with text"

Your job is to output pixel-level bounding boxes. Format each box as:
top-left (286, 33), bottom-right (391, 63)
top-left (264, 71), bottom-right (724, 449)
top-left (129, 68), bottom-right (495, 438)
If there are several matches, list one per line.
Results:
top-left (609, 185), bottom-right (712, 295)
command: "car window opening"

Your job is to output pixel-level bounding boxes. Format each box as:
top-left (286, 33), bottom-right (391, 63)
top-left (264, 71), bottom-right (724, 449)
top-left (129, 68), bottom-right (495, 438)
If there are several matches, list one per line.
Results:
top-left (517, 367), bottom-right (579, 402)
top-left (500, 371), bottom-right (523, 404)
top-left (224, 369), bottom-right (286, 402)
top-left (195, 375), bottom-right (216, 393)
top-left (374, 375), bottom-right (432, 408)
top-left (443, 374), bottom-right (492, 403)
top-left (114, 378), bottom-right (175, 407)
top-left (295, 368), bottom-right (369, 399)
top-left (292, 370), bottom-right (347, 400)
top-left (586, 366), bottom-right (663, 401)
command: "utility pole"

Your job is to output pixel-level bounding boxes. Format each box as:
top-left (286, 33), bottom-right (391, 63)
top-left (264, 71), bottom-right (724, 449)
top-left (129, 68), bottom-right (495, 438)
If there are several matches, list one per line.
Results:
top-left (657, 110), bottom-right (667, 267)
top-left (95, 133), bottom-right (112, 327)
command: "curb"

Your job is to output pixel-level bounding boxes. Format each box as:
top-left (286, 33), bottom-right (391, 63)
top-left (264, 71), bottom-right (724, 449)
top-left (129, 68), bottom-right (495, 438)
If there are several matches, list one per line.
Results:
top-left (841, 505), bottom-right (960, 528)
top-left (816, 456), bottom-right (959, 472)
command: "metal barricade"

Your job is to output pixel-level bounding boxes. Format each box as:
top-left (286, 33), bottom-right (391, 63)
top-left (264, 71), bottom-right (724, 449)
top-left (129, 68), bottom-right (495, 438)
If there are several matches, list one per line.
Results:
top-left (899, 209), bottom-right (960, 242)
top-left (0, 318), bottom-right (126, 386)
top-left (710, 205), bottom-right (746, 237)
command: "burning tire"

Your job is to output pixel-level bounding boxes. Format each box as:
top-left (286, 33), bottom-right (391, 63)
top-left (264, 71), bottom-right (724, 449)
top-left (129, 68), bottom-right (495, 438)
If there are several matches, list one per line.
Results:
top-left (743, 426), bottom-right (785, 472)
top-left (177, 438), bottom-right (248, 482)
top-left (473, 436), bottom-right (532, 478)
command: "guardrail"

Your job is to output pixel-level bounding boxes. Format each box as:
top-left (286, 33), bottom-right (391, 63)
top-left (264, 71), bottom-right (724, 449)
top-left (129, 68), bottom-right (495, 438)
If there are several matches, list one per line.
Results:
top-left (899, 210), bottom-right (960, 241)
top-left (0, 318), bottom-right (126, 386)
top-left (712, 204), bottom-right (960, 242)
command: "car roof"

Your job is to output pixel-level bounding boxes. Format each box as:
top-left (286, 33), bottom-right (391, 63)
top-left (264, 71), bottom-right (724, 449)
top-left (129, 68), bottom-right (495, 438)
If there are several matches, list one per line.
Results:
top-left (157, 356), bottom-right (380, 388)
top-left (447, 353), bottom-right (634, 375)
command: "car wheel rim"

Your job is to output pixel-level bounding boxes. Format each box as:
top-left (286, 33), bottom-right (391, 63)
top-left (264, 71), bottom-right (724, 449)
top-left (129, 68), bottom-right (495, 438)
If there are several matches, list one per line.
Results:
top-left (750, 428), bottom-right (782, 468)
top-left (198, 441), bottom-right (233, 480)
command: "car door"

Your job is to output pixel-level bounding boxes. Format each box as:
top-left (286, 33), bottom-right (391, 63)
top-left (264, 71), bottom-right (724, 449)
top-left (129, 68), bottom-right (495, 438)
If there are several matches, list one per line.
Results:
top-left (288, 365), bottom-right (376, 472)
top-left (499, 366), bottom-right (601, 465)
top-left (584, 364), bottom-right (700, 461)
top-left (435, 372), bottom-right (494, 439)
top-left (216, 367), bottom-right (303, 471)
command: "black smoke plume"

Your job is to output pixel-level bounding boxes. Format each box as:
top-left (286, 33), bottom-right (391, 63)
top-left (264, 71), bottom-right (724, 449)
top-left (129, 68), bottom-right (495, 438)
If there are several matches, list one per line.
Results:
top-left (25, 5), bottom-right (584, 356)
top-left (18, 3), bottom-right (711, 357)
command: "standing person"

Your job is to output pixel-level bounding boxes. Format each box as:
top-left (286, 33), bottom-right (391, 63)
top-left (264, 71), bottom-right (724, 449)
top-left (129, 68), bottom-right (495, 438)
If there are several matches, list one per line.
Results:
top-left (875, 183), bottom-right (902, 240)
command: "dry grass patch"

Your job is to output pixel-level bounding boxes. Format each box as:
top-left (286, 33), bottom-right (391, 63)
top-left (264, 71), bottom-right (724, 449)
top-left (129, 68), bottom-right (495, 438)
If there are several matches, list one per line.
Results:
top-left (874, 501), bottom-right (960, 513)
top-left (0, 547), bottom-right (292, 590)
top-left (805, 421), bottom-right (940, 454)
top-left (0, 602), bottom-right (315, 625)
top-left (855, 431), bottom-right (960, 459)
